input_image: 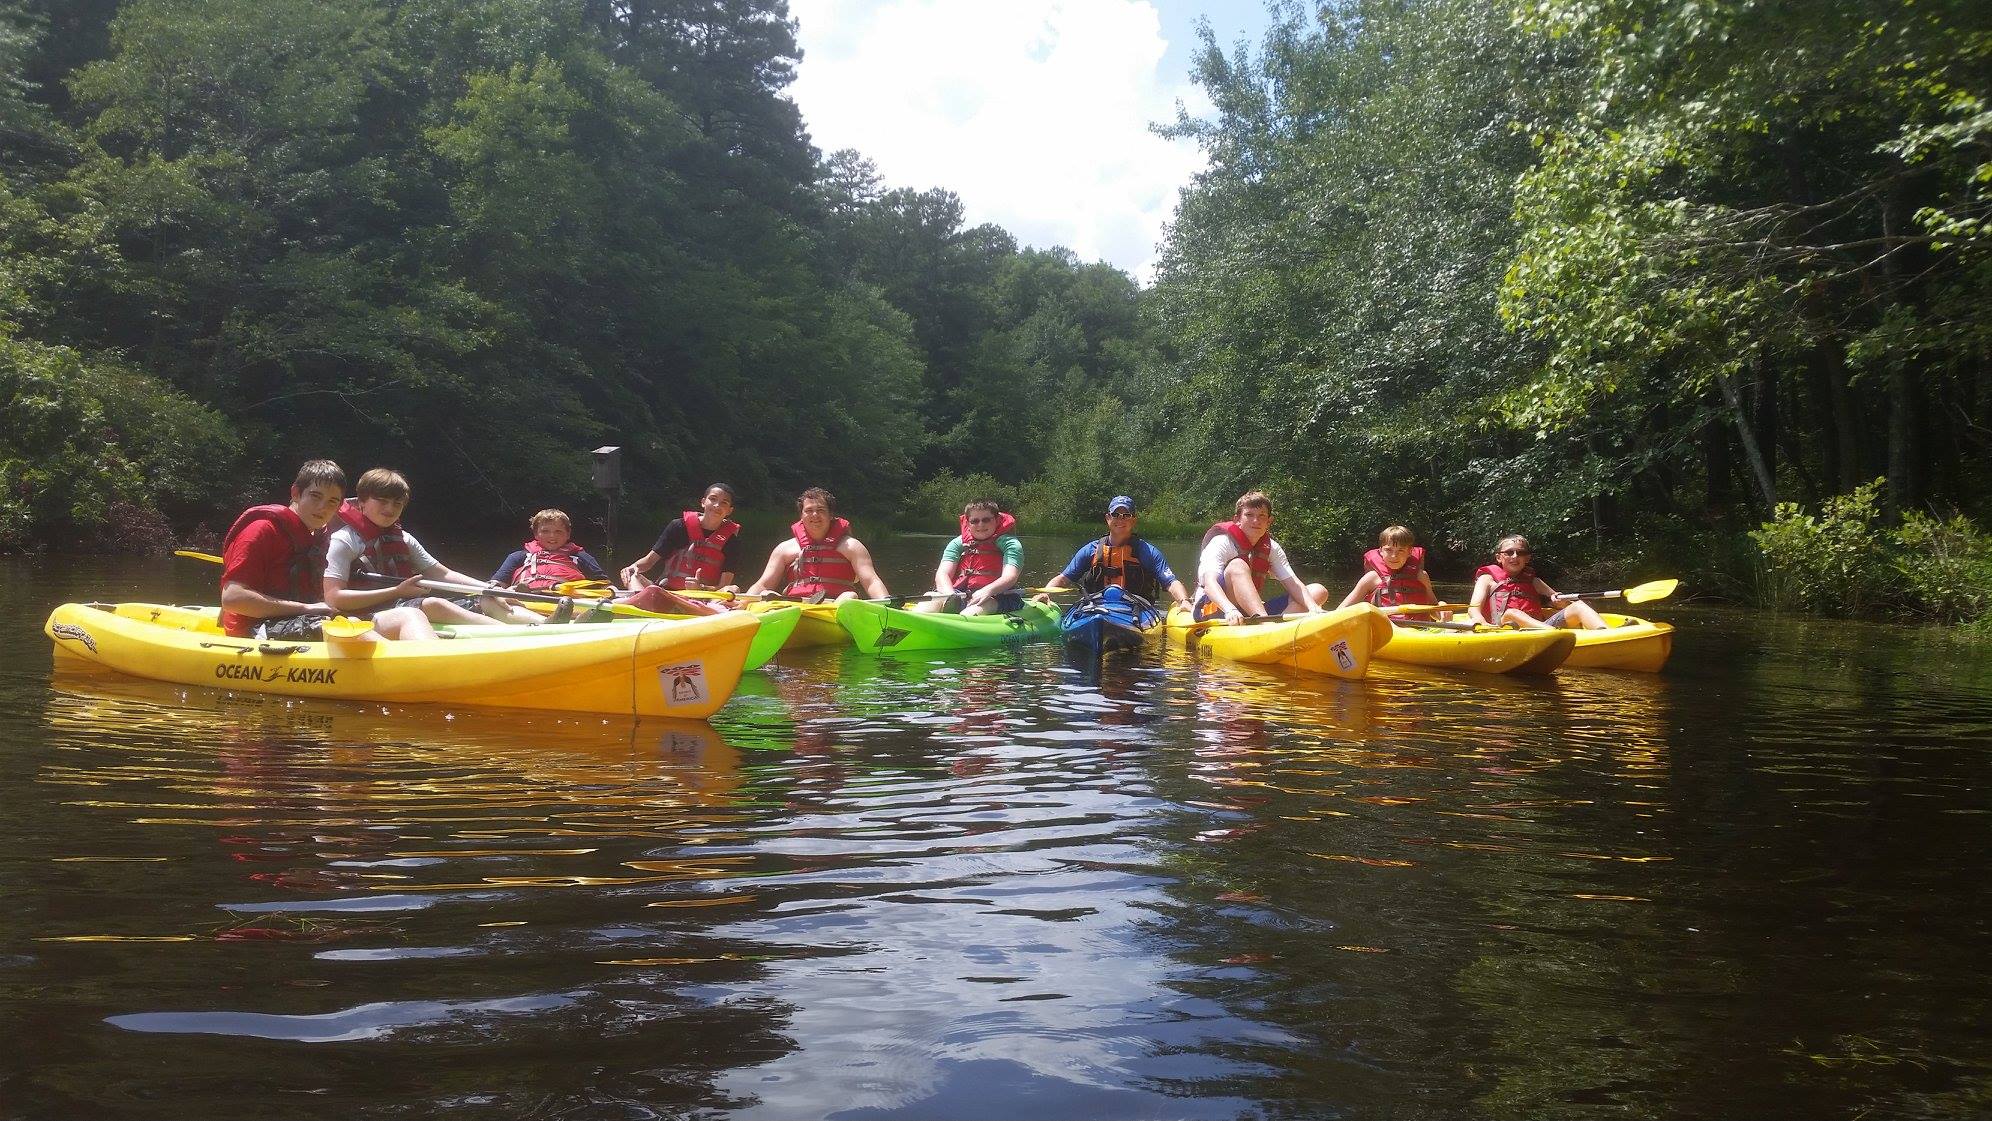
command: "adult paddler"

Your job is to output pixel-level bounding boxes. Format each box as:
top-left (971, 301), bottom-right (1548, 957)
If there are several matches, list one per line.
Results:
top-left (742, 486), bottom-right (888, 602)
top-left (621, 483), bottom-right (742, 593)
top-left (1037, 495), bottom-right (1191, 613)
top-left (1194, 490), bottom-right (1331, 624)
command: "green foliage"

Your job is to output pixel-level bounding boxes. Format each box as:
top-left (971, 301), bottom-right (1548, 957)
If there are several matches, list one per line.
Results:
top-left (1751, 480), bottom-right (1992, 623)
top-left (898, 471), bottom-right (1019, 531)
top-left (0, 333), bottom-right (241, 549)
top-left (1892, 510), bottom-right (1992, 625)
top-left (1750, 480), bottom-right (1896, 616)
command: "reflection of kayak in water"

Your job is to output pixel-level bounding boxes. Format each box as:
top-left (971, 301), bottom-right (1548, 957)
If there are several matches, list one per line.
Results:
top-left (46, 602), bottom-right (757, 720)
top-left (1166, 603), bottom-right (1391, 680)
top-left (46, 665), bottom-right (743, 785)
top-left (1378, 621), bottom-right (1573, 675)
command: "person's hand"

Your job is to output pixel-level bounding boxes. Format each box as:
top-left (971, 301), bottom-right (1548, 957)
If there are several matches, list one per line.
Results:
top-left (303, 601), bottom-right (334, 616)
top-left (393, 574), bottom-right (425, 598)
top-left (718, 584), bottom-right (739, 596)
top-left (1032, 592), bottom-right (1052, 605)
top-left (1222, 605), bottom-right (1244, 624)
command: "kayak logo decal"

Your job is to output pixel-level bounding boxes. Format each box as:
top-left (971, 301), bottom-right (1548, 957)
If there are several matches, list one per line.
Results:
top-left (51, 623), bottom-right (97, 653)
top-left (660, 661), bottom-right (709, 707)
top-left (875, 626), bottom-right (909, 648)
top-left (1330, 640), bottom-right (1355, 672)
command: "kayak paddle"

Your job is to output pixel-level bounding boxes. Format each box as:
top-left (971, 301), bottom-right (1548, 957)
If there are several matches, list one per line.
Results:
top-left (175, 549), bottom-right (224, 564)
top-left (1552, 578), bottom-right (1679, 604)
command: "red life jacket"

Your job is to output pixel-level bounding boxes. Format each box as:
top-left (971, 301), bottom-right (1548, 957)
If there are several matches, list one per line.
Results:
top-left (1204, 521), bottom-right (1272, 577)
top-left (1083, 536), bottom-right (1160, 600)
top-left (661, 511), bottom-right (740, 589)
top-left (1478, 563), bottom-right (1546, 619)
top-left (952, 511), bottom-right (1016, 592)
top-left (336, 499), bottom-right (416, 579)
top-left (217, 504), bottom-right (324, 637)
top-left (516, 539), bottom-right (590, 592)
top-left (1364, 546), bottom-right (1435, 611)
top-left (784, 517), bottom-right (860, 598)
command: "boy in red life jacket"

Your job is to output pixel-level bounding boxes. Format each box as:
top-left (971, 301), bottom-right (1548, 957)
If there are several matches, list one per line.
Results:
top-left (743, 486), bottom-right (888, 603)
top-left (1194, 490), bottom-right (1331, 624)
top-left (909, 499), bottom-right (1023, 615)
top-left (322, 468), bottom-right (541, 638)
top-left (1337, 524), bottom-right (1447, 620)
top-left (217, 459), bottom-right (422, 642)
top-left (1468, 535), bottom-right (1608, 630)
top-left (620, 483), bottom-right (743, 593)
top-left (489, 509), bottom-right (614, 591)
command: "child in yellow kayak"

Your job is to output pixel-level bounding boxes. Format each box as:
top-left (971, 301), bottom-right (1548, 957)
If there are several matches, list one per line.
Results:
top-left (1469, 535), bottom-right (1608, 630)
top-left (323, 468), bottom-right (541, 637)
top-left (1194, 490), bottom-right (1330, 623)
top-left (1337, 525), bottom-right (1445, 620)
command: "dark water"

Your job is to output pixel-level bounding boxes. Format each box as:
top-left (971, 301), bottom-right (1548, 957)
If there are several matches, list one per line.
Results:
top-left (3, 537), bottom-right (1989, 1119)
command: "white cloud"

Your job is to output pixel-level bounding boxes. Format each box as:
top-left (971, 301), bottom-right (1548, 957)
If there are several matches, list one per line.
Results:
top-left (787, 0), bottom-right (1210, 283)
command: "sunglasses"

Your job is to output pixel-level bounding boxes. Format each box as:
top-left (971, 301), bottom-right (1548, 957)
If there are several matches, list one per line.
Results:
top-left (1499, 548), bottom-right (1532, 556)
top-left (967, 516), bottom-right (995, 525)
top-left (1107, 511), bottom-right (1133, 518)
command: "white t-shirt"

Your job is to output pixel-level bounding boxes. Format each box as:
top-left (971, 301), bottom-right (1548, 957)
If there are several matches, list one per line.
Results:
top-left (1197, 533), bottom-right (1297, 587)
top-left (324, 524), bottom-right (442, 581)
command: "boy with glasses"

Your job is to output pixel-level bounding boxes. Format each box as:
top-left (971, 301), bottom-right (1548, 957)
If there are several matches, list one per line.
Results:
top-left (913, 499), bottom-right (1024, 615)
top-left (1469, 535), bottom-right (1607, 630)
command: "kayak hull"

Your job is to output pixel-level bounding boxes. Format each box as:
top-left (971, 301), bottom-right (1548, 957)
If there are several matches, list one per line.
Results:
top-left (1167, 603), bottom-right (1392, 680)
top-left (45, 602), bottom-right (757, 720)
top-left (517, 601), bottom-right (798, 670)
top-left (837, 599), bottom-right (1059, 652)
top-left (1060, 594), bottom-right (1162, 654)
top-left (1567, 613), bottom-right (1674, 671)
top-left (1378, 622), bottom-right (1574, 675)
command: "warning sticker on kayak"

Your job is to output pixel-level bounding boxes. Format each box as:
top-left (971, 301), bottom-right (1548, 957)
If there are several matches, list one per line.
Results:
top-left (1330, 641), bottom-right (1355, 672)
top-left (659, 662), bottom-right (708, 707)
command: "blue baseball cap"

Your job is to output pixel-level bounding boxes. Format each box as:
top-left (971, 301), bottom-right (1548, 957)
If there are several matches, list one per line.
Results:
top-left (1106, 496), bottom-right (1135, 515)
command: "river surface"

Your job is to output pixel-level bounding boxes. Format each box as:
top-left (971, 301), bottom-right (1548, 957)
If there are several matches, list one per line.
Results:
top-left (2, 533), bottom-right (1988, 1119)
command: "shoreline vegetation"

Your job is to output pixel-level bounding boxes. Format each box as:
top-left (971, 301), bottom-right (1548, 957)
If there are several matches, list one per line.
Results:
top-left (2, 0), bottom-right (1986, 631)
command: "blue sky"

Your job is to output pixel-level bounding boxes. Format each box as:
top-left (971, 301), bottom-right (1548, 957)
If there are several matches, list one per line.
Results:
top-left (787, 0), bottom-right (1282, 283)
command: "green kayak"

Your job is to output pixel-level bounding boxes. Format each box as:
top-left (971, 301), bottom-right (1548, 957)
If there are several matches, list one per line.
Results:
top-left (437, 604), bottom-right (800, 672)
top-left (836, 599), bottom-right (1059, 652)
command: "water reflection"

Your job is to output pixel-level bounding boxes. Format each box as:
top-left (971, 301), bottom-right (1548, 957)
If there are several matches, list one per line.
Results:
top-left (7, 578), bottom-right (1991, 1119)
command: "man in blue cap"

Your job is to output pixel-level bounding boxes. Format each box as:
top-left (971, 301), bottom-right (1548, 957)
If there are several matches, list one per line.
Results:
top-left (1037, 495), bottom-right (1191, 612)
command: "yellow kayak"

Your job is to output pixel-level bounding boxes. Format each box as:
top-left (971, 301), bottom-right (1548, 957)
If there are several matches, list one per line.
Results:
top-left (1567, 612), bottom-right (1674, 671)
top-left (45, 602), bottom-right (758, 720)
top-left (1166, 602), bottom-right (1392, 680)
top-left (1378, 620), bottom-right (1574, 674)
top-left (669, 590), bottom-right (846, 648)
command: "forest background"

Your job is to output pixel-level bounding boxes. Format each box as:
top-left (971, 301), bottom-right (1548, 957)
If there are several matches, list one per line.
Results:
top-left (2, 0), bottom-right (1988, 622)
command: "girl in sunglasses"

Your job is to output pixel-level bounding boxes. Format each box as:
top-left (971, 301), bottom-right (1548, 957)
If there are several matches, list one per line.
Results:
top-left (1469, 535), bottom-right (1608, 630)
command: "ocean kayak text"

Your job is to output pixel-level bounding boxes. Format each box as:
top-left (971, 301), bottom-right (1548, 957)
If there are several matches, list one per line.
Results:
top-left (214, 664), bottom-right (339, 685)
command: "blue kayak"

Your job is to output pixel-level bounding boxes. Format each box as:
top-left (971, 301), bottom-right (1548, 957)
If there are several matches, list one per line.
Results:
top-left (1060, 588), bottom-right (1163, 654)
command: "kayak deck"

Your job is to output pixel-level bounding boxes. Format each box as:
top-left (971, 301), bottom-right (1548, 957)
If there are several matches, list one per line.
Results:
top-left (1567, 613), bottom-right (1674, 671)
top-left (1378, 620), bottom-right (1574, 674)
top-left (838, 599), bottom-right (1059, 652)
top-left (46, 602), bottom-right (758, 720)
top-left (1166, 603), bottom-right (1392, 680)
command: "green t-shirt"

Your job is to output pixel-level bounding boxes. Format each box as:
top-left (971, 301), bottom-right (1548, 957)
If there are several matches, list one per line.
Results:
top-left (942, 534), bottom-right (1023, 570)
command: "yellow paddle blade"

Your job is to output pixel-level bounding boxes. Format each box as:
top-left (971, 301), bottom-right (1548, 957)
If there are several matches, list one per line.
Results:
top-left (322, 616), bottom-right (373, 639)
top-left (1622, 578), bottom-right (1679, 604)
top-left (175, 549), bottom-right (224, 565)
top-left (553, 580), bottom-right (617, 598)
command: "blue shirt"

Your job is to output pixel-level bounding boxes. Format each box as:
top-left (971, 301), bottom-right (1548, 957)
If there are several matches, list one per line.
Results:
top-left (1060, 538), bottom-right (1179, 587)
